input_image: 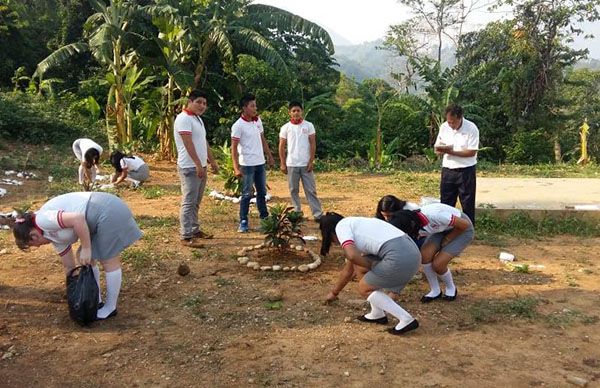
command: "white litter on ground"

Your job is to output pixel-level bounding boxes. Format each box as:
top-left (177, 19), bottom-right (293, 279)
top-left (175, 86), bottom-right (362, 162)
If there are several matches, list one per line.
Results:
top-left (1, 178), bottom-right (23, 186)
top-left (0, 188), bottom-right (6, 197)
top-left (95, 175), bottom-right (110, 181)
top-left (208, 189), bottom-right (271, 204)
top-left (303, 235), bottom-right (318, 241)
top-left (5, 170), bottom-right (37, 179)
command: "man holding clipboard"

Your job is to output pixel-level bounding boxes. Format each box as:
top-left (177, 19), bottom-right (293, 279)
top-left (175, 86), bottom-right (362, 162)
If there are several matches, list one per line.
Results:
top-left (434, 104), bottom-right (479, 224)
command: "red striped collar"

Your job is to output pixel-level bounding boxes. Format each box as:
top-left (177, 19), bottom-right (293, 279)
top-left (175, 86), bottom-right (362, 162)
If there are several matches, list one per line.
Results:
top-left (32, 214), bottom-right (44, 235)
top-left (183, 108), bottom-right (196, 116)
top-left (290, 118), bottom-right (303, 125)
top-left (241, 114), bottom-right (259, 122)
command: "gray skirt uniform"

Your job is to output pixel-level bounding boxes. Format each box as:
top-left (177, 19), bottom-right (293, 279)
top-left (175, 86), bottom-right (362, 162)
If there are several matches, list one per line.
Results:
top-left (85, 192), bottom-right (143, 260)
top-left (423, 212), bottom-right (474, 256)
top-left (363, 235), bottom-right (421, 292)
top-left (127, 163), bottom-right (150, 182)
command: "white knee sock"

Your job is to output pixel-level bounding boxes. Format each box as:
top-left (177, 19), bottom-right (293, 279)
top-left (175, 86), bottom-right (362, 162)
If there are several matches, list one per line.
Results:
top-left (78, 165), bottom-right (85, 185)
top-left (367, 291), bottom-right (414, 330)
top-left (91, 265), bottom-right (103, 303)
top-left (97, 268), bottom-right (121, 319)
top-left (422, 263), bottom-right (441, 297)
top-left (439, 269), bottom-right (456, 296)
top-left (365, 298), bottom-right (386, 320)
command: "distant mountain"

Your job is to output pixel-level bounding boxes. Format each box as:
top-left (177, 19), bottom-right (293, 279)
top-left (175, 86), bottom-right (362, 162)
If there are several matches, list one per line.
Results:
top-left (334, 39), bottom-right (395, 82)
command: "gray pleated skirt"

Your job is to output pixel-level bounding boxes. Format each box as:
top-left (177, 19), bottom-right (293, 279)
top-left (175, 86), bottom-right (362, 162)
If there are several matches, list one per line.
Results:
top-left (128, 164), bottom-right (150, 182)
top-left (363, 235), bottom-right (421, 292)
top-left (423, 212), bottom-right (474, 256)
top-left (85, 192), bottom-right (143, 260)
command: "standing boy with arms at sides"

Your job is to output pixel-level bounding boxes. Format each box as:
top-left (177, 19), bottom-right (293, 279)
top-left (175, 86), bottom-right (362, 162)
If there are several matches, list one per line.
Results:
top-left (434, 103), bottom-right (479, 224)
top-left (231, 93), bottom-right (275, 233)
top-left (278, 101), bottom-right (323, 222)
top-left (174, 89), bottom-right (219, 248)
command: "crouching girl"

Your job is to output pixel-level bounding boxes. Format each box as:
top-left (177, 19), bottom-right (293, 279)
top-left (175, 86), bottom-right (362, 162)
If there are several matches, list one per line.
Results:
top-left (11, 192), bottom-right (142, 320)
top-left (110, 151), bottom-right (150, 188)
top-left (391, 203), bottom-right (474, 303)
top-left (320, 213), bottom-right (420, 335)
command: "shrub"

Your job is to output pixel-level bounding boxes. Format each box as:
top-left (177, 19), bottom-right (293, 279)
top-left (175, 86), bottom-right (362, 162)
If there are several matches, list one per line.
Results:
top-left (0, 91), bottom-right (103, 144)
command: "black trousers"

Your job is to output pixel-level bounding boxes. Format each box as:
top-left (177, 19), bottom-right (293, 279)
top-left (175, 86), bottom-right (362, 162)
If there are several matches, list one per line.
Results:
top-left (440, 165), bottom-right (476, 224)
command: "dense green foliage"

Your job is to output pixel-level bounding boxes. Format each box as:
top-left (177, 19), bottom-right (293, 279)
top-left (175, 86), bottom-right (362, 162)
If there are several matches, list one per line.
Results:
top-left (1, 0), bottom-right (600, 166)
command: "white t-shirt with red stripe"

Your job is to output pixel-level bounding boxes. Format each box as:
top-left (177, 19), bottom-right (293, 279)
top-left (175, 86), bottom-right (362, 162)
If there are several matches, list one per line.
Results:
top-left (119, 156), bottom-right (145, 171)
top-left (279, 119), bottom-right (315, 167)
top-left (418, 203), bottom-right (462, 236)
top-left (174, 109), bottom-right (208, 168)
top-left (35, 192), bottom-right (93, 256)
top-left (231, 116), bottom-right (265, 166)
top-left (335, 217), bottom-right (405, 256)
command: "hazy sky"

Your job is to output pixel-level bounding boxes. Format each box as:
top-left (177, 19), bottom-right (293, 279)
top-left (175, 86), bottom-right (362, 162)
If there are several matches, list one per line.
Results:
top-left (255, 0), bottom-right (600, 58)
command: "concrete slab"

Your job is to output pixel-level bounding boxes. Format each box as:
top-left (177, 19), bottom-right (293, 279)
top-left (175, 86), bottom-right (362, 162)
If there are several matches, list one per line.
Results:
top-left (477, 178), bottom-right (600, 210)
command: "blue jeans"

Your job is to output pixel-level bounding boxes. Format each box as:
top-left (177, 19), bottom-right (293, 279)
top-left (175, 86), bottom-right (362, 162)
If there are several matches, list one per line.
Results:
top-left (239, 164), bottom-right (268, 221)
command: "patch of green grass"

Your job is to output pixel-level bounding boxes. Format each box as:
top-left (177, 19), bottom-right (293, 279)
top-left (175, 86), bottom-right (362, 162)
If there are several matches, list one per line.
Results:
top-left (468, 297), bottom-right (539, 323)
top-left (215, 277), bottom-right (234, 287)
top-left (139, 185), bottom-right (166, 199)
top-left (136, 215), bottom-right (178, 229)
top-left (120, 246), bottom-right (159, 270)
top-left (264, 300), bottom-right (283, 310)
top-left (546, 309), bottom-right (599, 328)
top-left (476, 211), bottom-right (600, 241)
top-left (182, 292), bottom-right (206, 316)
top-left (478, 161), bottom-right (600, 178)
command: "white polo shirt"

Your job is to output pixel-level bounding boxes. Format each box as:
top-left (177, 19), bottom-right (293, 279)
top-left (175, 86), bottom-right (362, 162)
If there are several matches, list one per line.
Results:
top-left (335, 217), bottom-right (405, 255)
top-left (418, 203), bottom-right (462, 236)
top-left (174, 109), bottom-right (208, 168)
top-left (119, 156), bottom-right (145, 172)
top-left (36, 192), bottom-right (93, 256)
top-left (231, 116), bottom-right (265, 166)
top-left (279, 119), bottom-right (316, 167)
top-left (435, 118), bottom-right (479, 169)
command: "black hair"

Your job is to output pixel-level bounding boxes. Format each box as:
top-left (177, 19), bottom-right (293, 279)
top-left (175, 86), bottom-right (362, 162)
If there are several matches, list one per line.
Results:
top-left (375, 195), bottom-right (407, 219)
top-left (12, 212), bottom-right (35, 250)
top-left (288, 101), bottom-right (303, 110)
top-left (239, 93), bottom-right (256, 109)
top-left (389, 210), bottom-right (422, 242)
top-left (319, 212), bottom-right (344, 256)
top-left (188, 89), bottom-right (208, 102)
top-left (110, 150), bottom-right (134, 173)
top-left (445, 103), bottom-right (463, 118)
top-left (83, 148), bottom-right (100, 169)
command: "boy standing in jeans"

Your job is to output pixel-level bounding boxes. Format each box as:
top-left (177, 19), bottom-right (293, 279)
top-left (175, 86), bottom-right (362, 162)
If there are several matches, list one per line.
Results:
top-left (231, 94), bottom-right (275, 232)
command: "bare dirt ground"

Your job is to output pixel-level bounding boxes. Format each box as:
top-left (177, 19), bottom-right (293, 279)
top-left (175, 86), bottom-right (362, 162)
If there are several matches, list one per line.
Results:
top-left (1, 160), bottom-right (600, 387)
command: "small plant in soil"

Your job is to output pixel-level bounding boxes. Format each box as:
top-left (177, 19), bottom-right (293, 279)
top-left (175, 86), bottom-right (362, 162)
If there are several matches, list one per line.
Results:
top-left (259, 203), bottom-right (304, 250)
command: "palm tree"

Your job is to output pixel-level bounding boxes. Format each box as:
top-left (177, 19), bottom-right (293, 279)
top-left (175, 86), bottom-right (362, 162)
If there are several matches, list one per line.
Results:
top-left (190, 0), bottom-right (334, 88)
top-left (34, 0), bottom-right (148, 148)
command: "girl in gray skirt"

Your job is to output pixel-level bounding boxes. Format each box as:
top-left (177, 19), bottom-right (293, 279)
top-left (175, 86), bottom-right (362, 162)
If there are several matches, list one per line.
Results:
top-left (110, 151), bottom-right (150, 188)
top-left (10, 192), bottom-right (142, 320)
top-left (391, 203), bottom-right (474, 303)
top-left (320, 213), bottom-right (421, 335)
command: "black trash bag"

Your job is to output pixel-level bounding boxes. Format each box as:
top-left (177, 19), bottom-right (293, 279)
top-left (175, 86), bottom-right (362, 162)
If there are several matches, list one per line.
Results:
top-left (66, 265), bottom-right (99, 325)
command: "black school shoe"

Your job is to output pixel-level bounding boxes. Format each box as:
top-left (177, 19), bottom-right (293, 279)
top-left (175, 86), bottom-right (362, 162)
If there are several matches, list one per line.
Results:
top-left (95, 309), bottom-right (118, 321)
top-left (442, 289), bottom-right (458, 301)
top-left (420, 292), bottom-right (442, 303)
top-left (387, 319), bottom-right (419, 335)
top-left (357, 314), bottom-right (389, 325)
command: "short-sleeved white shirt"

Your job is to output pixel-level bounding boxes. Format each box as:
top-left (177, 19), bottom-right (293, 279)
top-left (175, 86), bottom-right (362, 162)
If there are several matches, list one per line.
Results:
top-left (435, 118), bottom-right (479, 169)
top-left (35, 192), bottom-right (93, 256)
top-left (279, 120), bottom-right (316, 167)
top-left (72, 138), bottom-right (103, 161)
top-left (335, 217), bottom-right (405, 255)
top-left (231, 116), bottom-right (265, 166)
top-left (418, 203), bottom-right (462, 236)
top-left (119, 156), bottom-right (145, 171)
top-left (174, 109), bottom-right (208, 168)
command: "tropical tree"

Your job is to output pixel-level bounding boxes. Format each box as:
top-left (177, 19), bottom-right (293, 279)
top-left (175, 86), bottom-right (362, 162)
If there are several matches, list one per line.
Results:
top-left (34, 0), bottom-right (150, 149)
